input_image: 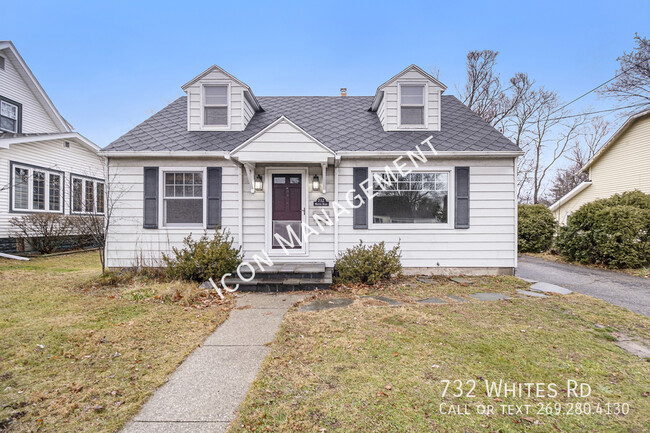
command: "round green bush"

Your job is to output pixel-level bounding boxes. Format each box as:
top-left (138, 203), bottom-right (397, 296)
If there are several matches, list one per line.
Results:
top-left (334, 241), bottom-right (402, 285)
top-left (518, 204), bottom-right (557, 253)
top-left (162, 228), bottom-right (243, 282)
top-left (556, 191), bottom-right (650, 268)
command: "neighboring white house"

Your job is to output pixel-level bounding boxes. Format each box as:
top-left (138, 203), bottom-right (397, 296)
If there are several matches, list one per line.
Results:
top-left (550, 109), bottom-right (650, 224)
top-left (103, 64), bottom-right (522, 276)
top-left (0, 41), bottom-right (104, 253)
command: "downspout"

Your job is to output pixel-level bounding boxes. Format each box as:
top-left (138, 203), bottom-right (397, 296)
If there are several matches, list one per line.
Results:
top-left (333, 156), bottom-right (340, 260)
top-left (513, 156), bottom-right (518, 270)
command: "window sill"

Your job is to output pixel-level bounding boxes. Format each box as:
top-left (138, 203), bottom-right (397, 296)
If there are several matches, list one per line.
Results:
top-left (368, 223), bottom-right (453, 231)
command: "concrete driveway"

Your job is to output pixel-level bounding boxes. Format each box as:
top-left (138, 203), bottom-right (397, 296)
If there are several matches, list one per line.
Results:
top-left (516, 255), bottom-right (650, 317)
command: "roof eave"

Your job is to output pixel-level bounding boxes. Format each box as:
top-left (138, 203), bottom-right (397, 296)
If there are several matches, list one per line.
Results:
top-left (549, 181), bottom-right (593, 211)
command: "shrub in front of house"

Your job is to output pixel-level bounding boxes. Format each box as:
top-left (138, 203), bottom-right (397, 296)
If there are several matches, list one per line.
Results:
top-left (162, 228), bottom-right (243, 282)
top-left (518, 204), bottom-right (557, 253)
top-left (555, 191), bottom-right (650, 268)
top-left (334, 241), bottom-right (402, 285)
top-left (9, 213), bottom-right (76, 254)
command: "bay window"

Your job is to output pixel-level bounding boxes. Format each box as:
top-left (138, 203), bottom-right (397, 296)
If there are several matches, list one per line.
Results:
top-left (10, 163), bottom-right (63, 212)
top-left (163, 171), bottom-right (203, 226)
top-left (372, 172), bottom-right (448, 224)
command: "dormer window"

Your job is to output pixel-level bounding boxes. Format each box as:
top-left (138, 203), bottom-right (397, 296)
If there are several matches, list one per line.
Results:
top-left (203, 85), bottom-right (228, 126)
top-left (399, 84), bottom-right (425, 126)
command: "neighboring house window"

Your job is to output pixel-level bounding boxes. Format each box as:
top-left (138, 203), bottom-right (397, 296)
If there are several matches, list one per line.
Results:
top-left (203, 85), bottom-right (228, 126)
top-left (399, 84), bottom-right (425, 126)
top-left (11, 163), bottom-right (63, 212)
top-left (372, 172), bottom-right (448, 224)
top-left (71, 175), bottom-right (105, 214)
top-left (163, 171), bottom-right (203, 226)
top-left (1, 99), bottom-right (19, 133)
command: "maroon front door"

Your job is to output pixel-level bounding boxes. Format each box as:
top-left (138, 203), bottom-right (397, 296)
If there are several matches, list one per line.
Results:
top-left (271, 174), bottom-right (302, 249)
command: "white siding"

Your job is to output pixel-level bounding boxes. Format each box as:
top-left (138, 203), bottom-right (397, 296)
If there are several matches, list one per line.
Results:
top-left (553, 115), bottom-right (650, 224)
top-left (243, 95), bottom-right (255, 127)
top-left (379, 69), bottom-right (442, 132)
top-left (0, 139), bottom-right (105, 238)
top-left (0, 50), bottom-right (63, 133)
top-left (105, 158), bottom-right (240, 268)
top-left (337, 157), bottom-right (517, 269)
top-left (185, 69), bottom-right (251, 132)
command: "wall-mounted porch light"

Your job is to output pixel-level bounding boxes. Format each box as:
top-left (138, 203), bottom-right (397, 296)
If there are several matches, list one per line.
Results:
top-left (254, 175), bottom-right (263, 191)
top-left (312, 174), bottom-right (320, 192)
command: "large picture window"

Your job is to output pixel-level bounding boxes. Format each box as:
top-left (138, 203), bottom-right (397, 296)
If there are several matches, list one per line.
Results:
top-left (372, 172), bottom-right (448, 224)
top-left (71, 175), bottom-right (105, 214)
top-left (203, 85), bottom-right (228, 126)
top-left (163, 171), bottom-right (203, 226)
top-left (11, 163), bottom-right (62, 212)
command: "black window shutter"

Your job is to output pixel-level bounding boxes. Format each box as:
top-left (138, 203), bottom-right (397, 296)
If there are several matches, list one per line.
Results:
top-left (353, 167), bottom-right (368, 229)
top-left (143, 167), bottom-right (158, 229)
top-left (206, 167), bottom-right (222, 229)
top-left (455, 166), bottom-right (470, 229)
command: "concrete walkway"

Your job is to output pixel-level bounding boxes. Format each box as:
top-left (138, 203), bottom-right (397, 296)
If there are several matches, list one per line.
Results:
top-left (517, 255), bottom-right (650, 317)
top-left (121, 293), bottom-right (305, 433)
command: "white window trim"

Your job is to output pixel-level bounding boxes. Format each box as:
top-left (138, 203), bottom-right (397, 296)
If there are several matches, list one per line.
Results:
top-left (70, 174), bottom-right (105, 215)
top-left (397, 82), bottom-right (428, 129)
top-left (367, 167), bottom-right (454, 230)
top-left (159, 167), bottom-right (207, 229)
top-left (201, 83), bottom-right (231, 130)
top-left (264, 167), bottom-right (309, 257)
top-left (1, 100), bottom-right (19, 133)
top-left (11, 163), bottom-right (64, 213)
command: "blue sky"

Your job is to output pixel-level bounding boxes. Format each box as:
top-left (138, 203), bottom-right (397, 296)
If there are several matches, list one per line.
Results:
top-left (3, 0), bottom-right (649, 148)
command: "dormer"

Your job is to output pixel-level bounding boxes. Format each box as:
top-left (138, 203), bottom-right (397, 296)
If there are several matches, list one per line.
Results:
top-left (370, 65), bottom-right (446, 132)
top-left (182, 65), bottom-right (262, 132)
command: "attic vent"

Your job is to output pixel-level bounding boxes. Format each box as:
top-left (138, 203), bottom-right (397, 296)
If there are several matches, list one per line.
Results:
top-left (0, 56), bottom-right (5, 70)
top-left (64, 141), bottom-right (70, 148)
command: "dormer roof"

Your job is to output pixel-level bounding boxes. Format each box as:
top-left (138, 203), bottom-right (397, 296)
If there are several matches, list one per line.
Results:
top-left (181, 64), bottom-right (262, 111)
top-left (370, 64), bottom-right (447, 111)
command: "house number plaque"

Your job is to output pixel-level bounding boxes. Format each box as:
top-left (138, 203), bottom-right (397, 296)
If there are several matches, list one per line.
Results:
top-left (313, 197), bottom-right (329, 207)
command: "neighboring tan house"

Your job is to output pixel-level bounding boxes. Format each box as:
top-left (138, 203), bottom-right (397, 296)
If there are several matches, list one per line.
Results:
top-left (550, 109), bottom-right (650, 224)
top-left (102, 64), bottom-right (522, 283)
top-left (0, 41), bottom-right (104, 253)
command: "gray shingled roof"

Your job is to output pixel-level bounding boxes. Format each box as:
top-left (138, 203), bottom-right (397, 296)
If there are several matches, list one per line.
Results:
top-left (104, 95), bottom-right (519, 153)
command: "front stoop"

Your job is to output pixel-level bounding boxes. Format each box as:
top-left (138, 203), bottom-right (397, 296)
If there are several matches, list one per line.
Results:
top-left (225, 262), bottom-right (332, 292)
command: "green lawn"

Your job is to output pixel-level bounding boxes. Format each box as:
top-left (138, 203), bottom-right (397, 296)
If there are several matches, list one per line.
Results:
top-left (231, 276), bottom-right (650, 432)
top-left (0, 252), bottom-right (232, 433)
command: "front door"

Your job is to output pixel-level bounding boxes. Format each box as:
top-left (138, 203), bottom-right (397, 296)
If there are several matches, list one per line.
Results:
top-left (271, 173), bottom-right (302, 249)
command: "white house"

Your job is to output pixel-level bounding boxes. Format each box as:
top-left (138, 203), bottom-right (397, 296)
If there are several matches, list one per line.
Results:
top-left (102, 64), bottom-right (522, 282)
top-left (0, 41), bottom-right (104, 253)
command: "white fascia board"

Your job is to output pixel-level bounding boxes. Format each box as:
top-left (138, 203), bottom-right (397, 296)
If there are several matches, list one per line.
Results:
top-left (1, 132), bottom-right (100, 151)
top-left (101, 151), bottom-right (229, 158)
top-left (548, 181), bottom-right (592, 211)
top-left (337, 151), bottom-right (524, 158)
top-left (0, 41), bottom-right (72, 132)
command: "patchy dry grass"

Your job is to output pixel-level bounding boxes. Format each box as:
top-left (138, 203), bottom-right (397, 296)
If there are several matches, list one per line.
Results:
top-left (0, 251), bottom-right (232, 433)
top-left (232, 279), bottom-right (650, 432)
top-left (526, 252), bottom-right (650, 279)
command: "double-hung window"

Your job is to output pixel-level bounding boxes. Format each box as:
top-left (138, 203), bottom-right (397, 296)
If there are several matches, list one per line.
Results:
top-left (399, 84), bottom-right (425, 126)
top-left (11, 163), bottom-right (63, 212)
top-left (1, 99), bottom-right (19, 133)
top-left (71, 175), bottom-right (105, 214)
top-left (163, 171), bottom-right (203, 227)
top-left (372, 172), bottom-right (448, 224)
top-left (203, 85), bottom-right (228, 126)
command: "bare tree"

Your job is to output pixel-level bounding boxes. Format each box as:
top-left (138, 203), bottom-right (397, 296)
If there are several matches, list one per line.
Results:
top-left (599, 34), bottom-right (650, 112)
top-left (70, 157), bottom-right (127, 273)
top-left (459, 50), bottom-right (530, 126)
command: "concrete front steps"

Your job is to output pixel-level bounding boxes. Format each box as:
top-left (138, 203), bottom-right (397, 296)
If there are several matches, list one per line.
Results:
top-left (225, 262), bottom-right (332, 292)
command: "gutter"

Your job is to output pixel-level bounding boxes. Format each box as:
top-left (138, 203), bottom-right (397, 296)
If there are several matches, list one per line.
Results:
top-left (548, 181), bottom-right (592, 211)
top-left (101, 151), bottom-right (230, 158)
top-left (336, 151), bottom-right (524, 158)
